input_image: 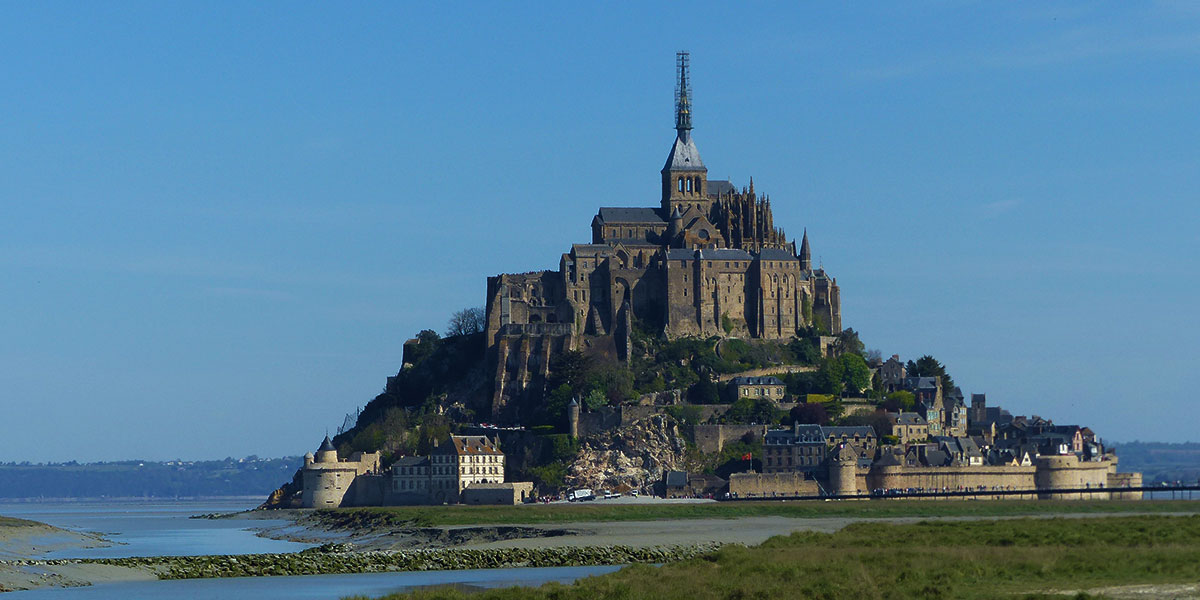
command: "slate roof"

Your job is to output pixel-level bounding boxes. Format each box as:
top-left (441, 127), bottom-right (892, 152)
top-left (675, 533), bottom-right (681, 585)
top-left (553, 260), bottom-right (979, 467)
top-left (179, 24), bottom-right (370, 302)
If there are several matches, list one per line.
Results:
top-left (665, 248), bottom-right (754, 261)
top-left (824, 426), bottom-right (876, 439)
top-left (392, 456), bottom-right (430, 468)
top-left (699, 248), bottom-right (753, 260)
top-left (765, 424), bottom-right (824, 445)
top-left (607, 238), bottom-right (659, 247)
top-left (730, 376), bottom-right (784, 386)
top-left (707, 180), bottom-right (734, 197)
top-left (922, 449), bottom-right (951, 467)
top-left (757, 248), bottom-right (798, 261)
top-left (596, 207), bottom-right (666, 224)
top-left (904, 376), bottom-right (940, 390)
top-left (446, 435), bottom-right (503, 456)
top-left (663, 132), bottom-right (705, 171)
top-left (572, 244), bottom-right (612, 256)
top-left (895, 412), bottom-right (927, 426)
top-left (664, 470), bottom-right (689, 487)
top-left (318, 436), bottom-right (336, 452)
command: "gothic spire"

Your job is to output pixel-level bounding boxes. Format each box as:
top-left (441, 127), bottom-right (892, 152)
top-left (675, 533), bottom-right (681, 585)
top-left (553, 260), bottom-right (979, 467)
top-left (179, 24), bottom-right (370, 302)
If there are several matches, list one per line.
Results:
top-left (799, 229), bottom-right (812, 270)
top-left (675, 51), bottom-right (692, 134)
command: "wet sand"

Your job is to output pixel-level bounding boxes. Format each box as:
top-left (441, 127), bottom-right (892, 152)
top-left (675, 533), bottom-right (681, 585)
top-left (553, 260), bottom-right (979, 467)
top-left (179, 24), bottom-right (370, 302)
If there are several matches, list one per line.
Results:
top-left (248, 508), bottom-right (1200, 552)
top-left (0, 516), bottom-right (152, 593)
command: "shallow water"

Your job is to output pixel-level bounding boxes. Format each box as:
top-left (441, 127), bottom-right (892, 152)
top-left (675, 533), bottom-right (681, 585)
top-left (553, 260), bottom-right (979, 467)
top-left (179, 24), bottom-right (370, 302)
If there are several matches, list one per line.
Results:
top-left (3, 564), bottom-right (623, 599)
top-left (0, 499), bottom-right (622, 598)
top-left (0, 499), bottom-right (308, 558)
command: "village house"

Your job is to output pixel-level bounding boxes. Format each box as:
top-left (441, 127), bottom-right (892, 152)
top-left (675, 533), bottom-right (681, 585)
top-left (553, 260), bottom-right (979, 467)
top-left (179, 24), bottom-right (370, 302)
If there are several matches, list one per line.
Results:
top-left (729, 376), bottom-right (787, 402)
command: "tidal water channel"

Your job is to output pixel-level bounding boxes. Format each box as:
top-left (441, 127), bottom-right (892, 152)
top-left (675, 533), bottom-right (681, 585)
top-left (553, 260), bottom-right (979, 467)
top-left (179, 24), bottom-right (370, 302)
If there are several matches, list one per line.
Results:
top-left (0, 499), bottom-right (618, 599)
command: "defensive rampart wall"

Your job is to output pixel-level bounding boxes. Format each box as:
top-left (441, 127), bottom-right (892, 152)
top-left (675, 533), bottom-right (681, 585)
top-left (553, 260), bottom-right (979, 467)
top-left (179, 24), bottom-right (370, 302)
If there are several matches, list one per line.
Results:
top-left (866, 464), bottom-right (1036, 498)
top-left (729, 472), bottom-right (819, 498)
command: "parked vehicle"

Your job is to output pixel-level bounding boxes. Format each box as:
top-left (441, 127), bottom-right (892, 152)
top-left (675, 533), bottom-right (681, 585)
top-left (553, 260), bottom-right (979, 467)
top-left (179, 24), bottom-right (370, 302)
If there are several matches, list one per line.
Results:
top-left (568, 488), bottom-right (595, 502)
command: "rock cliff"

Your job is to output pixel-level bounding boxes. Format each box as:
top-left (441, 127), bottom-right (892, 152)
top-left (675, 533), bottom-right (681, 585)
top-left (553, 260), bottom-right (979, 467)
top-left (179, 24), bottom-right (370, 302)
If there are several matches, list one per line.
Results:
top-left (565, 415), bottom-right (689, 491)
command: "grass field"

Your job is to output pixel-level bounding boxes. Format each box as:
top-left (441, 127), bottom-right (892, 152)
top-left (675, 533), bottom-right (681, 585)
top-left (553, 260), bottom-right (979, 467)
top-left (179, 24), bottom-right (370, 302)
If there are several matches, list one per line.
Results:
top-left (352, 515), bottom-right (1200, 600)
top-left (316, 499), bottom-right (1200, 529)
top-left (0, 516), bottom-right (39, 528)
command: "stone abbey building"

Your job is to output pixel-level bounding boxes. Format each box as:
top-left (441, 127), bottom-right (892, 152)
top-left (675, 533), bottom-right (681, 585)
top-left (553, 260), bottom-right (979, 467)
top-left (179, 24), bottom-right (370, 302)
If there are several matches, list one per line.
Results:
top-left (485, 54), bottom-right (842, 418)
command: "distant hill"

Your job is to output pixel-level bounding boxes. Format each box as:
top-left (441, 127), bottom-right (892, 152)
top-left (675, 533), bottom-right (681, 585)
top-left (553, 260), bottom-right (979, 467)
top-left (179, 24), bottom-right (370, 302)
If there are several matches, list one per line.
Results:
top-left (1110, 442), bottom-right (1200, 485)
top-left (0, 456), bottom-right (302, 499)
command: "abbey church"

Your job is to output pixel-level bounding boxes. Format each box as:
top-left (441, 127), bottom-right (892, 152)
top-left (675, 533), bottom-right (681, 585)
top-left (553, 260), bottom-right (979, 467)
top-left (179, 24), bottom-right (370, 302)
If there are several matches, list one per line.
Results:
top-left (485, 53), bottom-right (842, 418)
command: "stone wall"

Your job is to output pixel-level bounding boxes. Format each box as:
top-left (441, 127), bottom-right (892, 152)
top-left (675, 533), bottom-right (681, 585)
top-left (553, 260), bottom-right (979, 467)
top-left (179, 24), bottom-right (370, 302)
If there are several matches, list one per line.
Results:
top-left (1035, 455), bottom-right (1111, 500)
top-left (728, 472), bottom-right (819, 498)
top-left (866, 464), bottom-right (1038, 497)
top-left (1108, 472), bottom-right (1144, 500)
top-left (462, 482), bottom-right (534, 505)
top-left (693, 424), bottom-right (768, 454)
top-left (714, 364), bottom-right (816, 382)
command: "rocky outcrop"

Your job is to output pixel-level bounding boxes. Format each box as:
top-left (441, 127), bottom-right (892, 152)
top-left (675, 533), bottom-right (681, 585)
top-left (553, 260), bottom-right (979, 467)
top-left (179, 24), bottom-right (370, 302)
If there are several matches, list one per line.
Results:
top-left (565, 415), bottom-right (688, 490)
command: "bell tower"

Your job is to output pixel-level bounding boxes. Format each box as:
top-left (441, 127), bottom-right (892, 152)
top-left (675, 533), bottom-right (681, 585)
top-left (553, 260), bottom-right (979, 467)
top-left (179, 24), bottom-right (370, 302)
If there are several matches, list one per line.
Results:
top-left (662, 52), bottom-right (709, 214)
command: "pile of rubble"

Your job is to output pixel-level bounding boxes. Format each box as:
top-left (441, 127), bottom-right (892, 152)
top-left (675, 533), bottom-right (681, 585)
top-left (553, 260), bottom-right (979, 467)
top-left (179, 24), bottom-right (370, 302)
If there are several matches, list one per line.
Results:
top-left (565, 415), bottom-right (688, 491)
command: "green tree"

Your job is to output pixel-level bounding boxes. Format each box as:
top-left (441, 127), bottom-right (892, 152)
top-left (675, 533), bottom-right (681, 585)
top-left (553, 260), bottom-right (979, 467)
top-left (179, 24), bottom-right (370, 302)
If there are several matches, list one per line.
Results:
top-left (723, 397), bottom-right (781, 425)
top-left (815, 356), bottom-right (845, 396)
top-left (688, 375), bottom-right (720, 404)
top-left (582, 389), bottom-right (608, 411)
top-left (664, 404), bottom-right (703, 426)
top-left (833, 328), bottom-right (866, 357)
top-left (910, 355), bottom-right (956, 393)
top-left (883, 390), bottom-right (917, 412)
top-left (787, 337), bottom-right (821, 365)
top-left (839, 353), bottom-right (871, 395)
top-left (784, 402), bottom-right (829, 426)
top-left (548, 350), bottom-right (593, 394)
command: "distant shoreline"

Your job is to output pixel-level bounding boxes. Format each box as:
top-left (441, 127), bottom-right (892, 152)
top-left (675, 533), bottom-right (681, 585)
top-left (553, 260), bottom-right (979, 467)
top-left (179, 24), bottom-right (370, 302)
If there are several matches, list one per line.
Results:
top-left (0, 495), bottom-right (268, 504)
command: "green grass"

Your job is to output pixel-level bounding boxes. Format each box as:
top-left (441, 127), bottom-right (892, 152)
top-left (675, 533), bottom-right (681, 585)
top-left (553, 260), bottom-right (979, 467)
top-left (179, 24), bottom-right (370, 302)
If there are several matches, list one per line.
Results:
top-left (0, 515), bottom-right (41, 528)
top-left (350, 515), bottom-right (1200, 600)
top-left (315, 499), bottom-right (1200, 529)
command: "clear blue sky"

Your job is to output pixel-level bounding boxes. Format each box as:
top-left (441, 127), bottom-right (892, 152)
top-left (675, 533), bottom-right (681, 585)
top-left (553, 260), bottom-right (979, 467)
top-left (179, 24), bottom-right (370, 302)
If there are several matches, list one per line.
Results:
top-left (2, 4), bottom-right (1197, 462)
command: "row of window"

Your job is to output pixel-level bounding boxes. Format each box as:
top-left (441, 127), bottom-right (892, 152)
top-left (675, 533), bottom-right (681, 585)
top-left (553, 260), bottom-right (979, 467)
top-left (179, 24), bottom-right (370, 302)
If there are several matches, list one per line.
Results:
top-left (675, 260), bottom-right (799, 269)
top-left (677, 176), bottom-right (702, 194)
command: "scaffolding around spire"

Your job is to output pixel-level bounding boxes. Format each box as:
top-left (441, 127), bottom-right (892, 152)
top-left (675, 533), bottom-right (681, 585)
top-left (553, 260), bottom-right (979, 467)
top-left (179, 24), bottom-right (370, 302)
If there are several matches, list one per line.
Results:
top-left (675, 51), bottom-right (692, 132)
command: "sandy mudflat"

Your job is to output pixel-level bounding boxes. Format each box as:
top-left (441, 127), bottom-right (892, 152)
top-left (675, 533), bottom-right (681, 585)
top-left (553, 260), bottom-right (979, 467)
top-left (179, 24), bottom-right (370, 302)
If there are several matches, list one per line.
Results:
top-left (0, 515), bottom-right (151, 593)
top-left (0, 561), bottom-right (156, 593)
top-left (248, 509), bottom-right (1200, 552)
top-left (0, 519), bottom-right (109, 561)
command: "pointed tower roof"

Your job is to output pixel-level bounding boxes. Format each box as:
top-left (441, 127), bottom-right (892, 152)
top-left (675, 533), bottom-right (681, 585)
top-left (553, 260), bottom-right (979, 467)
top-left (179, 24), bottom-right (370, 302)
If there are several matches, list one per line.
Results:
top-left (663, 51), bottom-right (705, 173)
top-left (799, 229), bottom-right (812, 268)
top-left (664, 131), bottom-right (705, 171)
top-left (318, 435), bottom-right (335, 452)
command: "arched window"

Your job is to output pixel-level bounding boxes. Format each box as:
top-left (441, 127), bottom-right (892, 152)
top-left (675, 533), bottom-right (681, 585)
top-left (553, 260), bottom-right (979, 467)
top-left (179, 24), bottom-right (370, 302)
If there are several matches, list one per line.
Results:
top-left (678, 177), bottom-right (685, 192)
top-left (686, 178), bottom-right (693, 193)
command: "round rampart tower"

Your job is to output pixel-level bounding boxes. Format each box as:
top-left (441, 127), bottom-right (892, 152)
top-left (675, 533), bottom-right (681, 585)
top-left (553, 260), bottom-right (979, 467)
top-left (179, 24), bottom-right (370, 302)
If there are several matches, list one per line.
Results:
top-left (830, 444), bottom-right (859, 496)
top-left (315, 435), bottom-right (338, 463)
top-left (1035, 454), bottom-right (1109, 500)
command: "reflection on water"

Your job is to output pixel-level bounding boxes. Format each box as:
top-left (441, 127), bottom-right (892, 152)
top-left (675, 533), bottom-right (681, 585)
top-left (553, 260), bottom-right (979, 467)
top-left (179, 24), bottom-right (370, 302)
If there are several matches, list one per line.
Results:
top-left (0, 500), bottom-right (624, 599)
top-left (0, 499), bottom-right (309, 558)
top-left (4, 564), bottom-right (623, 600)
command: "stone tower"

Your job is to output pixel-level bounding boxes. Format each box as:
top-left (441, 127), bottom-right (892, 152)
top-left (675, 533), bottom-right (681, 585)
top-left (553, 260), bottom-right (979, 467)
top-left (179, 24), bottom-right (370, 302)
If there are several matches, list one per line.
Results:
top-left (661, 51), bottom-right (709, 215)
top-left (567, 397), bottom-right (580, 438)
top-left (315, 435), bottom-right (338, 463)
top-left (798, 229), bottom-right (812, 271)
top-left (830, 443), bottom-right (859, 496)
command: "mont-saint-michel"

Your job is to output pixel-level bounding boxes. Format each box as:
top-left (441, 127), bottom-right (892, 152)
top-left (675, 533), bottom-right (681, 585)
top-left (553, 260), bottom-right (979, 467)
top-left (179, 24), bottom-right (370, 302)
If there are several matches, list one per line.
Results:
top-left (264, 54), bottom-right (1144, 512)
top-left (5, 7), bottom-right (1200, 599)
